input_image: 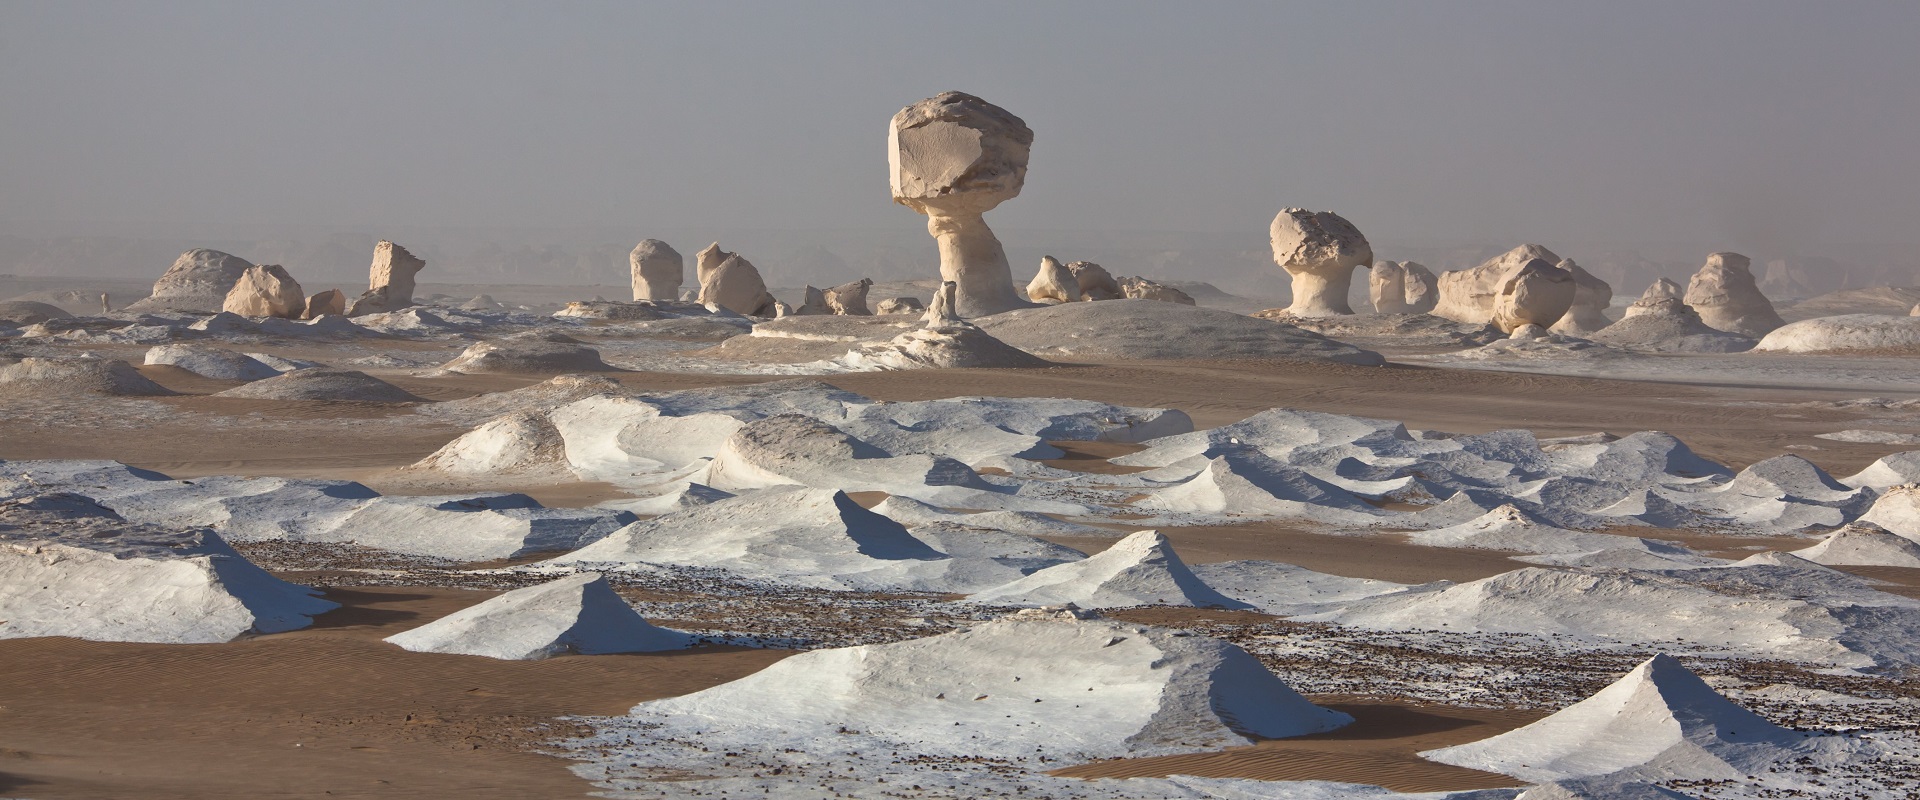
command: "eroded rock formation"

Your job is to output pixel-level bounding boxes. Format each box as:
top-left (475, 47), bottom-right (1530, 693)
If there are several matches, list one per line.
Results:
top-left (1548, 260), bottom-right (1614, 335)
top-left (889, 91), bottom-right (1033, 317)
top-left (1490, 258), bottom-right (1578, 334)
top-left (630, 240), bottom-right (684, 302)
top-left (1685, 252), bottom-right (1785, 337)
top-left (222, 265), bottom-right (306, 319)
top-left (1269, 209), bottom-right (1372, 316)
top-left (1369, 261), bottom-right (1438, 315)
top-left (345, 241), bottom-right (426, 317)
top-left (127, 249), bottom-right (256, 313)
top-left (1434, 244), bottom-right (1563, 325)
top-left (1026, 256), bottom-right (1081, 304)
top-left (825, 278), bottom-right (873, 316)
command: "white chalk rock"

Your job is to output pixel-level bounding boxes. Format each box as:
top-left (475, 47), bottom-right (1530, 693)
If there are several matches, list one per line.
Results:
top-left (1622, 278), bottom-right (1684, 318)
top-left (0, 495), bottom-right (336, 643)
top-left (1026, 256), bottom-right (1082, 304)
top-left (1370, 261), bottom-right (1438, 314)
top-left (1117, 276), bottom-right (1196, 305)
top-left (345, 241), bottom-right (426, 316)
top-left (143, 344), bottom-right (281, 381)
top-left (0, 300), bottom-right (71, 325)
top-left (968, 530), bottom-right (1249, 609)
top-left (409, 410), bottom-right (569, 477)
top-left (825, 278), bottom-right (873, 315)
top-left (303, 288), bottom-right (346, 319)
top-left (127, 248), bottom-right (256, 313)
top-left (1684, 252), bottom-right (1784, 337)
top-left (1421, 654), bottom-right (1812, 782)
top-left (1843, 453), bottom-right (1920, 490)
top-left (627, 613), bottom-right (1351, 760)
top-left (222, 264), bottom-right (306, 319)
top-left (1516, 778), bottom-right (1699, 800)
top-left (0, 356), bottom-right (175, 396)
top-left (1549, 260), bottom-right (1614, 335)
top-left (629, 239), bottom-right (683, 302)
top-left (1753, 313), bottom-right (1920, 354)
top-left (1491, 258), bottom-right (1578, 333)
top-left (1068, 261), bottom-right (1122, 301)
top-left (889, 91), bottom-right (1033, 317)
top-left (836, 320), bottom-right (1049, 370)
top-left (383, 572), bottom-right (691, 660)
top-left (923, 279), bottom-right (963, 325)
top-left (874, 296), bottom-right (924, 315)
top-left (1590, 298), bottom-right (1754, 354)
top-left (1790, 522), bottom-right (1920, 567)
top-left (1859, 484), bottom-right (1920, 540)
top-left (695, 245), bottom-right (777, 317)
top-left (1433, 244), bottom-right (1562, 325)
top-left (1410, 504), bottom-right (1692, 557)
top-left (1269, 208), bottom-right (1373, 317)
top-left (437, 333), bottom-right (613, 374)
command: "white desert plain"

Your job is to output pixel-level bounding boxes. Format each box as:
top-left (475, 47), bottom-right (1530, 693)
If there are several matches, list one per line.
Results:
top-left (9, 14), bottom-right (1920, 800)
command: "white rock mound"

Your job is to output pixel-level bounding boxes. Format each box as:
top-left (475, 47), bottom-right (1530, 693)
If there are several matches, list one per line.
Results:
top-left (889, 91), bottom-right (1033, 317)
top-left (1433, 244), bottom-right (1562, 325)
top-left (824, 278), bottom-right (873, 315)
top-left (835, 319), bottom-right (1049, 370)
top-left (1753, 314), bottom-right (1920, 354)
top-left (1492, 258), bottom-right (1578, 333)
top-left (0, 300), bottom-right (72, 325)
top-left (968, 530), bottom-right (1249, 609)
top-left (1684, 252), bottom-right (1784, 337)
top-left (1548, 260), bottom-right (1614, 335)
top-left (436, 333), bottom-right (614, 374)
top-left (1589, 298), bottom-right (1754, 353)
top-left (626, 611), bottom-right (1352, 760)
top-left (1370, 261), bottom-right (1438, 314)
top-left (1410, 504), bottom-right (1692, 557)
top-left (383, 572), bottom-right (691, 660)
top-left (0, 356), bottom-right (175, 396)
top-left (1026, 255), bottom-right (1081, 304)
top-left (1621, 278), bottom-right (1683, 317)
top-left (222, 264), bottom-right (306, 319)
top-left (408, 410), bottom-right (569, 478)
top-left (1269, 208), bottom-right (1372, 317)
top-left (0, 494), bottom-right (337, 643)
top-left (345, 241), bottom-right (427, 316)
top-left (127, 248), bottom-right (256, 313)
top-left (694, 244), bottom-right (778, 317)
top-left (1117, 275), bottom-right (1195, 305)
top-left (629, 239), bottom-right (683, 302)
top-left (212, 368), bottom-right (422, 403)
top-left (1421, 654), bottom-right (1819, 782)
top-left (1791, 522), bottom-right (1920, 567)
top-left (143, 344), bottom-right (281, 381)
top-left (1515, 778), bottom-right (1699, 800)
top-left (971, 299), bottom-right (1385, 364)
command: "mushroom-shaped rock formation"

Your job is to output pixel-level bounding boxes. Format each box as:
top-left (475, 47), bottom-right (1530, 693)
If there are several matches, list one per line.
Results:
top-left (1269, 209), bottom-right (1373, 316)
top-left (1549, 260), bottom-right (1614, 335)
top-left (345, 241), bottom-right (426, 316)
top-left (303, 289), bottom-right (345, 319)
top-left (1118, 276), bottom-right (1196, 305)
top-left (222, 264), bottom-right (306, 319)
top-left (1684, 252), bottom-right (1784, 337)
top-left (1623, 278), bottom-right (1684, 318)
top-left (1434, 244), bottom-right (1563, 324)
top-left (629, 239), bottom-right (684, 301)
top-left (1026, 256), bottom-right (1081, 304)
top-left (1068, 261), bottom-right (1122, 301)
top-left (127, 248), bottom-right (256, 313)
top-left (1490, 258), bottom-right (1578, 333)
top-left (694, 244), bottom-right (777, 317)
top-left (889, 91), bottom-right (1034, 317)
top-left (824, 278), bottom-right (873, 315)
top-left (874, 297), bottom-right (924, 315)
top-left (1369, 261), bottom-right (1439, 314)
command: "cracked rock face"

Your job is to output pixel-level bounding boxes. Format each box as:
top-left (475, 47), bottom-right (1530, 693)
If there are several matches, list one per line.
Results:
top-left (890, 92), bottom-right (1034, 318)
top-left (1269, 209), bottom-right (1373, 317)
top-left (1370, 261), bottom-right (1438, 315)
top-left (630, 239), bottom-right (684, 302)
top-left (1685, 252), bottom-right (1785, 337)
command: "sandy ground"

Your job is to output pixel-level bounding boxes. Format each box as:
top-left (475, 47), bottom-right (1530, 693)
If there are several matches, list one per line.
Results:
top-left (7, 348), bottom-right (1920, 797)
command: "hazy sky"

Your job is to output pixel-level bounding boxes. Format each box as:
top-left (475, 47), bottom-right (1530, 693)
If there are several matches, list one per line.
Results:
top-left (5, 1), bottom-right (1918, 249)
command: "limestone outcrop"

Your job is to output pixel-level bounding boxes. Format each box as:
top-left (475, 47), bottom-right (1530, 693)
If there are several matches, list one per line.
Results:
top-left (1592, 298), bottom-right (1755, 353)
top-left (1369, 261), bottom-right (1438, 314)
top-left (1684, 252), bottom-right (1785, 337)
top-left (1118, 276), bottom-right (1195, 305)
top-left (1490, 258), bottom-right (1578, 334)
top-left (1067, 261), bottom-right (1121, 301)
top-left (875, 297), bottom-right (924, 315)
top-left (1269, 209), bottom-right (1372, 317)
top-left (1434, 244), bottom-right (1564, 325)
top-left (1623, 278), bottom-right (1684, 317)
top-left (345, 241), bottom-right (426, 317)
top-left (695, 244), bottom-right (778, 317)
top-left (889, 91), bottom-right (1033, 317)
top-left (923, 280), bottom-right (962, 325)
top-left (1548, 260), bottom-right (1614, 335)
top-left (825, 278), bottom-right (873, 316)
top-left (127, 249), bottom-right (256, 313)
top-left (222, 265), bottom-right (306, 319)
top-left (796, 286), bottom-right (831, 315)
top-left (303, 289), bottom-right (345, 319)
top-left (630, 239), bottom-right (683, 301)
top-left (1026, 256), bottom-right (1081, 304)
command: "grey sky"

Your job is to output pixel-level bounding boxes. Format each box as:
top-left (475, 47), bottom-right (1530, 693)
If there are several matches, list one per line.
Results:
top-left (4, 1), bottom-right (1918, 250)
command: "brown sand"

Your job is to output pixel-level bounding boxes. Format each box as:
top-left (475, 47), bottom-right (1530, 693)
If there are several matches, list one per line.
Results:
top-left (1053, 699), bottom-right (1540, 791)
top-left (0, 585), bottom-right (790, 799)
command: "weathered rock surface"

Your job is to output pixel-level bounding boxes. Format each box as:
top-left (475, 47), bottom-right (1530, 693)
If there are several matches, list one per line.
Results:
top-left (303, 289), bottom-right (346, 319)
top-left (1491, 258), bottom-right (1578, 333)
top-left (127, 249), bottom-right (255, 313)
top-left (889, 91), bottom-right (1033, 317)
top-left (345, 241), bottom-right (426, 316)
top-left (1754, 314), bottom-right (1920, 354)
top-left (1068, 261), bottom-right (1122, 301)
top-left (874, 297), bottom-right (924, 315)
top-left (1589, 299), bottom-right (1755, 353)
top-left (1549, 260), bottom-right (1614, 335)
top-left (825, 278), bottom-right (873, 316)
top-left (1434, 244), bottom-right (1562, 325)
top-left (1685, 252), bottom-right (1784, 337)
top-left (1118, 276), bottom-right (1196, 305)
top-left (384, 572), bottom-right (691, 659)
top-left (437, 333), bottom-right (615, 374)
top-left (1026, 256), bottom-right (1081, 304)
top-left (0, 357), bottom-right (175, 396)
top-left (1623, 278), bottom-right (1684, 317)
top-left (1269, 209), bottom-right (1372, 316)
top-left (0, 300), bottom-right (72, 325)
top-left (212, 368), bottom-right (422, 403)
top-left (695, 244), bottom-right (777, 317)
top-left (1369, 261), bottom-right (1439, 315)
top-left (222, 265), bottom-right (306, 319)
top-left (630, 239), bottom-right (684, 302)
